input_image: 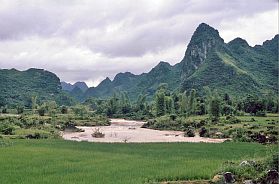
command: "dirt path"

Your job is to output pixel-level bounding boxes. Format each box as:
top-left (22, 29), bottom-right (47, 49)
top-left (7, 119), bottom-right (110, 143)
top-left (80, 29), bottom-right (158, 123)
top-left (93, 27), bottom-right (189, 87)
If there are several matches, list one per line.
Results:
top-left (62, 119), bottom-right (227, 143)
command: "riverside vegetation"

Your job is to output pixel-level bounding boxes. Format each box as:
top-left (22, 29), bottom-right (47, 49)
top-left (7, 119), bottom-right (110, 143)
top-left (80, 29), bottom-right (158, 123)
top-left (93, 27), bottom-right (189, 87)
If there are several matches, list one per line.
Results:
top-left (0, 23), bottom-right (278, 183)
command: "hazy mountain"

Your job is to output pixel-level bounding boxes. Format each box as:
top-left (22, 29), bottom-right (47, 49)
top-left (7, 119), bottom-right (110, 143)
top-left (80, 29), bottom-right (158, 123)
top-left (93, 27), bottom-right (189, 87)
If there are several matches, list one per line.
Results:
top-left (61, 82), bottom-right (75, 91)
top-left (61, 81), bottom-right (88, 92)
top-left (83, 23), bottom-right (278, 100)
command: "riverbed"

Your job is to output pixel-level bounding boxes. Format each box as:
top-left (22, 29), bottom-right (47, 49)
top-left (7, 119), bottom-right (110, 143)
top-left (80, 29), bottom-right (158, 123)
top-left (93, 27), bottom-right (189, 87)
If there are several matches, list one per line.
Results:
top-left (62, 119), bottom-right (227, 143)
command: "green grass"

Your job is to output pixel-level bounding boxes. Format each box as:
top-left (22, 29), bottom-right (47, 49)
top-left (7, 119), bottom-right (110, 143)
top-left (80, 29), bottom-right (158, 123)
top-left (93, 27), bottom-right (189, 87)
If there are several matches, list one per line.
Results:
top-left (0, 140), bottom-right (274, 184)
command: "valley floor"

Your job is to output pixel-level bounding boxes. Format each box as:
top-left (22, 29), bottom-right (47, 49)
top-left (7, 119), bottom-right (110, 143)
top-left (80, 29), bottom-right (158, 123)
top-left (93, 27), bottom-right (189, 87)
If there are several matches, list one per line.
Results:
top-left (62, 119), bottom-right (227, 143)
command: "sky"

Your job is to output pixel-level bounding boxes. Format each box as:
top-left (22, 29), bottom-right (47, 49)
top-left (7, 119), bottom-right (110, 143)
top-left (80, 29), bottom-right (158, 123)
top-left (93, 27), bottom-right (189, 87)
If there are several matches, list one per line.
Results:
top-left (0, 0), bottom-right (278, 87)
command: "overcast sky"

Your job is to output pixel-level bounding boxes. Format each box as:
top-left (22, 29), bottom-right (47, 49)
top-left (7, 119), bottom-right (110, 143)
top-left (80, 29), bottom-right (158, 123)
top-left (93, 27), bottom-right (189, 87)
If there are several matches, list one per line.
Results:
top-left (0, 0), bottom-right (277, 87)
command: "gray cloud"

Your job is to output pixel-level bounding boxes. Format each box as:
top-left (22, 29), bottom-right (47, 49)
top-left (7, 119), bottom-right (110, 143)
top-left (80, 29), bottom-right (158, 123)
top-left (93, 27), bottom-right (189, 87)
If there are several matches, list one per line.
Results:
top-left (0, 0), bottom-right (277, 86)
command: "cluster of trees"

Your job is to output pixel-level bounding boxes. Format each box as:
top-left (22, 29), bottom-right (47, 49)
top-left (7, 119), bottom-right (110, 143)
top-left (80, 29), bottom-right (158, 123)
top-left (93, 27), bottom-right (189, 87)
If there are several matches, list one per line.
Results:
top-left (82, 84), bottom-right (278, 120)
top-left (1, 84), bottom-right (277, 121)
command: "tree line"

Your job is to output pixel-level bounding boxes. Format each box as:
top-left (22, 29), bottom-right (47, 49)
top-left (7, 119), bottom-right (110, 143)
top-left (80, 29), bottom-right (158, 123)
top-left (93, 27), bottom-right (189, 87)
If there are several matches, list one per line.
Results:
top-left (83, 84), bottom-right (278, 120)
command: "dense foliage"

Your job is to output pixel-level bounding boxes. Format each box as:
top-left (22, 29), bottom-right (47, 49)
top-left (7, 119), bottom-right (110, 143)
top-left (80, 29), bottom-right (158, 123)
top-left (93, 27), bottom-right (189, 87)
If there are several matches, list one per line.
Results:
top-left (0, 68), bottom-right (75, 108)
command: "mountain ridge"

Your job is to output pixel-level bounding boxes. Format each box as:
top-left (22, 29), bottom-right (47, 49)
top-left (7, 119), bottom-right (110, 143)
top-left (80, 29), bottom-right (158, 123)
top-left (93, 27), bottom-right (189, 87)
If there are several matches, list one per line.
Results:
top-left (83, 23), bottom-right (278, 100)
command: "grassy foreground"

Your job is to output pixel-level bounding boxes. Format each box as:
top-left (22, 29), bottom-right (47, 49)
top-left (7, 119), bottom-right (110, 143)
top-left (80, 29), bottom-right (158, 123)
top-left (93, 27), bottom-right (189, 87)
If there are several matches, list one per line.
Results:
top-left (0, 140), bottom-right (274, 184)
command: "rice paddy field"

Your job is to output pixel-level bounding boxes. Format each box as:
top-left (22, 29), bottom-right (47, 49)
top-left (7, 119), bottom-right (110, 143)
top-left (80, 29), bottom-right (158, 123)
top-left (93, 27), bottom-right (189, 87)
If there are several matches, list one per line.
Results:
top-left (0, 140), bottom-right (274, 184)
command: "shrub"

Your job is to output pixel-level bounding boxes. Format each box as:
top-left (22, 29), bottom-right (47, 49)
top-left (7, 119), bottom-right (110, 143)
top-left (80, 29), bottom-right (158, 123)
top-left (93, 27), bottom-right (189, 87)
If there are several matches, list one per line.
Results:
top-left (250, 118), bottom-right (256, 122)
top-left (26, 133), bottom-right (48, 139)
top-left (169, 114), bottom-right (177, 121)
top-left (199, 127), bottom-right (208, 137)
top-left (185, 126), bottom-right (195, 137)
top-left (255, 111), bottom-right (266, 117)
top-left (38, 106), bottom-right (46, 116)
top-left (225, 115), bottom-right (241, 124)
top-left (61, 105), bottom-right (68, 114)
top-left (1, 126), bottom-right (15, 135)
top-left (16, 106), bottom-right (24, 114)
top-left (91, 128), bottom-right (105, 138)
top-left (1, 106), bottom-right (8, 114)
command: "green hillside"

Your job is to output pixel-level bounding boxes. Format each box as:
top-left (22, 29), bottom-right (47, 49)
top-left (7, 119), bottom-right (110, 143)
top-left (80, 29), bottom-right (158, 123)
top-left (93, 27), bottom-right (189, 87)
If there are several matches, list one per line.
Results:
top-left (0, 68), bottom-right (74, 107)
top-left (83, 23), bottom-right (278, 100)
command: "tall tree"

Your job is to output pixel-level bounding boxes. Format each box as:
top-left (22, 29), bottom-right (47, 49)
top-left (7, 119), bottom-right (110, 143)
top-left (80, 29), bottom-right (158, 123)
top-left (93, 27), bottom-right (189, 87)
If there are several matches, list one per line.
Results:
top-left (31, 95), bottom-right (37, 113)
top-left (155, 89), bottom-right (166, 116)
top-left (188, 89), bottom-right (197, 115)
top-left (210, 91), bottom-right (221, 120)
top-left (179, 92), bottom-right (187, 115)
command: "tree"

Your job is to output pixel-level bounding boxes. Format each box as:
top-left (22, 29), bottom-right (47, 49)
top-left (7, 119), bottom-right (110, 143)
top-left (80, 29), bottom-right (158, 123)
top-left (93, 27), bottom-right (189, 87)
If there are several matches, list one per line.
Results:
top-left (179, 92), bottom-right (187, 115)
top-left (188, 89), bottom-right (197, 115)
top-left (204, 86), bottom-right (213, 114)
top-left (196, 98), bottom-right (206, 115)
top-left (38, 105), bottom-right (46, 116)
top-left (224, 93), bottom-right (232, 105)
top-left (120, 92), bottom-right (131, 114)
top-left (45, 101), bottom-right (57, 116)
top-left (16, 105), bottom-right (24, 114)
top-left (31, 96), bottom-right (37, 113)
top-left (136, 94), bottom-right (147, 112)
top-left (210, 97), bottom-right (221, 120)
top-left (207, 89), bottom-right (220, 121)
top-left (61, 105), bottom-right (68, 114)
top-left (72, 105), bottom-right (88, 118)
top-left (1, 105), bottom-right (8, 114)
top-left (172, 93), bottom-right (180, 113)
top-left (243, 95), bottom-right (265, 115)
top-left (155, 89), bottom-right (166, 116)
top-left (106, 94), bottom-right (118, 117)
top-left (165, 96), bottom-right (174, 114)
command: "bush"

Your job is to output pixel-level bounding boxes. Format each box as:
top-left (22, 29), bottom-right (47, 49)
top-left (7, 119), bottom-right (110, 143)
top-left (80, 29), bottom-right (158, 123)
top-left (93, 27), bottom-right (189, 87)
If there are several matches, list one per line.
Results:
top-left (26, 132), bottom-right (48, 139)
top-left (61, 105), bottom-right (68, 114)
top-left (1, 106), bottom-right (8, 114)
top-left (199, 127), bottom-right (208, 137)
top-left (225, 115), bottom-right (241, 124)
top-left (255, 111), bottom-right (266, 117)
top-left (185, 126), bottom-right (195, 137)
top-left (1, 126), bottom-right (15, 135)
top-left (91, 128), bottom-right (105, 138)
top-left (16, 106), bottom-right (24, 114)
top-left (38, 106), bottom-right (46, 116)
top-left (169, 114), bottom-right (177, 121)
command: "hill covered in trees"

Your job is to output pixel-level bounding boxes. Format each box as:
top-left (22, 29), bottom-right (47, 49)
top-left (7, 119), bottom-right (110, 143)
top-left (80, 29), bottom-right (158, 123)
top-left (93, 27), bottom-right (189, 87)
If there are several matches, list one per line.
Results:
top-left (83, 23), bottom-right (278, 100)
top-left (0, 68), bottom-right (74, 107)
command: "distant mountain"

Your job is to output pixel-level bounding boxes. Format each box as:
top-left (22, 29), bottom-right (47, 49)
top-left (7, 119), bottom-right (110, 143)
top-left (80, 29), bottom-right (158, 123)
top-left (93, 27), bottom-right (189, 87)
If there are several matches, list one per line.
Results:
top-left (0, 68), bottom-right (74, 107)
top-left (74, 82), bottom-right (88, 92)
top-left (61, 82), bottom-right (75, 91)
top-left (61, 81), bottom-right (88, 92)
top-left (84, 62), bottom-right (181, 100)
top-left (83, 23), bottom-right (278, 100)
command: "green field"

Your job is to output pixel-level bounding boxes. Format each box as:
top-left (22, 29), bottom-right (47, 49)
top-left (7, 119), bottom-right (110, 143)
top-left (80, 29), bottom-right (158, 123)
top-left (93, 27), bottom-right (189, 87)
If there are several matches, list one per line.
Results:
top-left (0, 140), bottom-right (274, 184)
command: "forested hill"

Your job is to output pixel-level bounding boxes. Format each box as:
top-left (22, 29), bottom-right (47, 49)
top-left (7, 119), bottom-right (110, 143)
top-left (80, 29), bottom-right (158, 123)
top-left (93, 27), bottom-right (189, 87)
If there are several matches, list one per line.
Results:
top-left (0, 68), bottom-right (74, 107)
top-left (83, 23), bottom-right (278, 100)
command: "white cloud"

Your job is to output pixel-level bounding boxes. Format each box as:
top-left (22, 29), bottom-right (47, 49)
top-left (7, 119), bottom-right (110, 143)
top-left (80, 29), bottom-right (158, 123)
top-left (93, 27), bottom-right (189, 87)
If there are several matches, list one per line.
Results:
top-left (219, 9), bottom-right (278, 46)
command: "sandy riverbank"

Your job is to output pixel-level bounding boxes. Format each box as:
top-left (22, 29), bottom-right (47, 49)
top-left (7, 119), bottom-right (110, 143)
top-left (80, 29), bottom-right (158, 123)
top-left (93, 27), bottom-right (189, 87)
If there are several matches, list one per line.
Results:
top-left (62, 119), bottom-right (227, 143)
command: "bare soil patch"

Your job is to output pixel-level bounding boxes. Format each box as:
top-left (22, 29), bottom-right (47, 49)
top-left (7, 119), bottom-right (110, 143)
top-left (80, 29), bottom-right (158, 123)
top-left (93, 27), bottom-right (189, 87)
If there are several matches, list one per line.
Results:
top-left (62, 119), bottom-right (227, 143)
